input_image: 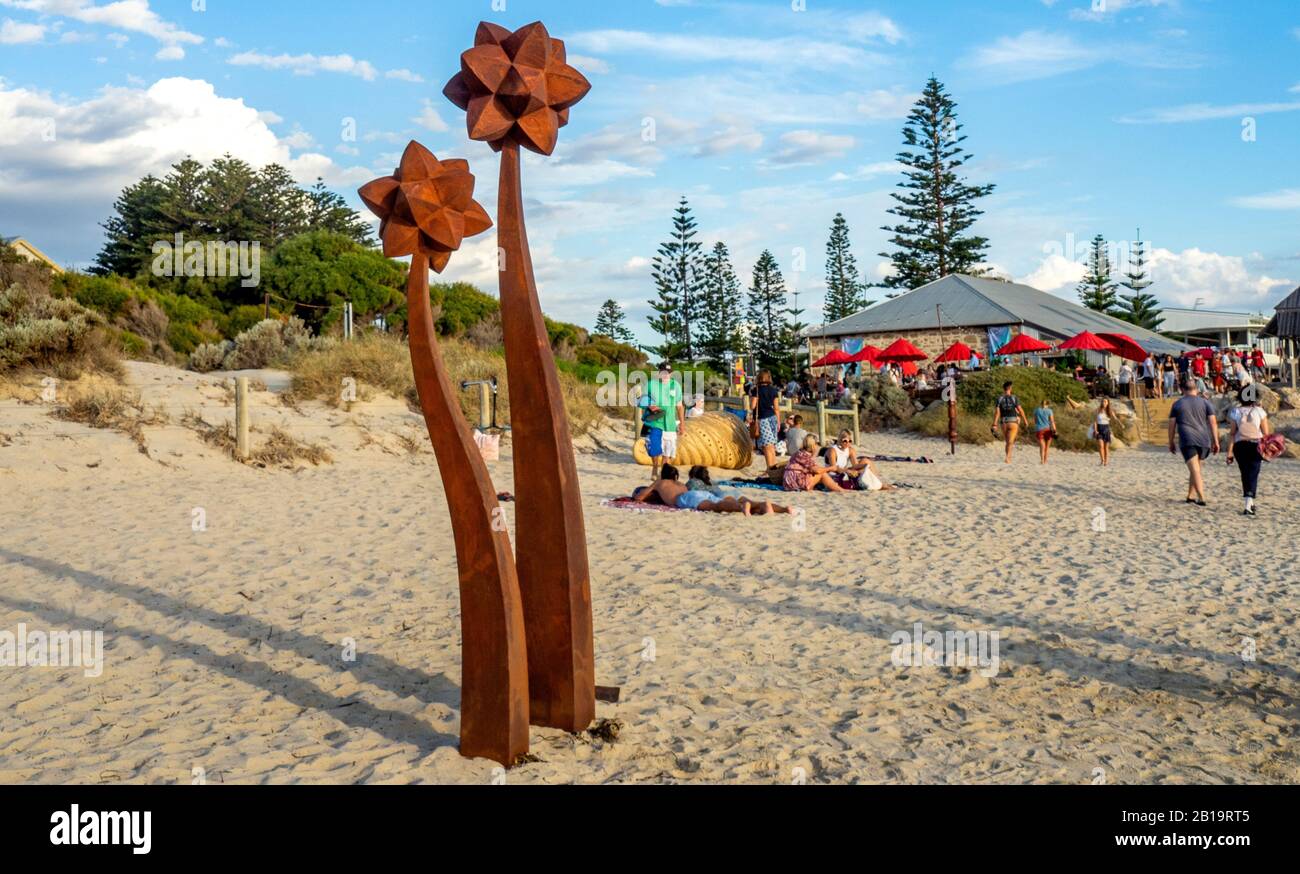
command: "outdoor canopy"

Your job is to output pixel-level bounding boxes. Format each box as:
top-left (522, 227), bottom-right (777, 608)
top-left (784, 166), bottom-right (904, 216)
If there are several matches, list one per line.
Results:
top-left (935, 341), bottom-right (981, 363)
top-left (848, 344), bottom-right (884, 364)
top-left (1096, 333), bottom-right (1148, 362)
top-left (811, 349), bottom-right (855, 367)
top-left (995, 333), bottom-right (1052, 355)
top-left (877, 338), bottom-right (928, 361)
top-left (1056, 331), bottom-right (1118, 353)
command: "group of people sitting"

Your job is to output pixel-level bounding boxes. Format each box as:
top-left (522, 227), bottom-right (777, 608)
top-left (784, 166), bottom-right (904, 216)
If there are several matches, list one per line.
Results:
top-left (781, 430), bottom-right (895, 493)
top-left (633, 465), bottom-right (795, 516)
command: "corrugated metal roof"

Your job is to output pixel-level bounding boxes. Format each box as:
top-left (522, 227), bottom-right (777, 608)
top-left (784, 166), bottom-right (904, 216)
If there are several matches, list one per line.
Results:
top-left (807, 274), bottom-right (1190, 355)
top-left (1263, 286), bottom-right (1300, 338)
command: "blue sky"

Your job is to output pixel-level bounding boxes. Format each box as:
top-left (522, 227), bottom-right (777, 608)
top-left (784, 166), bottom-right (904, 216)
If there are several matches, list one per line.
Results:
top-left (1, 0), bottom-right (1297, 343)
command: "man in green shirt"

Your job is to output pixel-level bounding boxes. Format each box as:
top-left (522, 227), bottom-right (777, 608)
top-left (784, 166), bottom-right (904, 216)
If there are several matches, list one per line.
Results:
top-left (640, 362), bottom-right (686, 480)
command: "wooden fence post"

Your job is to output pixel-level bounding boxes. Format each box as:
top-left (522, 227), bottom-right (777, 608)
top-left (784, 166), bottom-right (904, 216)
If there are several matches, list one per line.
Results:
top-left (816, 400), bottom-right (828, 445)
top-left (235, 376), bottom-right (250, 461)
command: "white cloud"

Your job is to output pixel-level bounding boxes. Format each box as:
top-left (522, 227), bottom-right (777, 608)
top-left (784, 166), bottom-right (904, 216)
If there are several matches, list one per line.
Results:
top-left (1018, 246), bottom-right (1293, 310)
top-left (385, 68), bottom-right (424, 83)
top-left (1068, 0), bottom-right (1173, 22)
top-left (0, 0), bottom-right (201, 47)
top-left (1231, 189), bottom-right (1300, 210)
top-left (0, 17), bottom-right (44, 43)
top-left (856, 88), bottom-right (918, 119)
top-left (154, 44), bottom-right (182, 61)
top-left (1118, 100), bottom-right (1300, 124)
top-left (0, 77), bottom-right (373, 263)
top-left (228, 51), bottom-right (379, 81)
top-left (1017, 253), bottom-right (1085, 292)
top-left (962, 28), bottom-right (1198, 83)
top-left (411, 99), bottom-right (447, 132)
top-left (764, 130), bottom-right (855, 166)
top-left (568, 29), bottom-right (887, 72)
top-left (829, 161), bottom-right (904, 182)
top-left (566, 54), bottom-right (610, 75)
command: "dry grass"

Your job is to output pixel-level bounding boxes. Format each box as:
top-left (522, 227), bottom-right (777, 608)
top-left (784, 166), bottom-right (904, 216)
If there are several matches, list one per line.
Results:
top-left (52, 376), bottom-right (166, 455)
top-left (181, 410), bottom-right (332, 469)
top-left (284, 332), bottom-right (605, 435)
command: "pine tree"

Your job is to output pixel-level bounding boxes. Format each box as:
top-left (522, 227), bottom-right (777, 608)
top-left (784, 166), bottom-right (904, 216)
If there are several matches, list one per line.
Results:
top-left (1115, 231), bottom-right (1163, 331)
top-left (879, 77), bottom-right (995, 292)
top-left (823, 213), bottom-right (871, 323)
top-left (593, 299), bottom-right (635, 344)
top-left (648, 197), bottom-right (704, 360)
top-left (1077, 235), bottom-right (1120, 314)
top-left (698, 242), bottom-right (743, 370)
top-left (746, 250), bottom-right (794, 378)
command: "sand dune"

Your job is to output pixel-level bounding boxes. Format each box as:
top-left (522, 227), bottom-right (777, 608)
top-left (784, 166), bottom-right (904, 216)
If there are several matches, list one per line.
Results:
top-left (1, 362), bottom-right (1297, 784)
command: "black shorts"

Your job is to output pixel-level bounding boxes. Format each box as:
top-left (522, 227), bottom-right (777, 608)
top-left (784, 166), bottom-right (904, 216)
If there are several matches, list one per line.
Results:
top-left (1143, 376), bottom-right (1155, 389)
top-left (1096, 425), bottom-right (1112, 444)
top-left (1180, 443), bottom-right (1211, 462)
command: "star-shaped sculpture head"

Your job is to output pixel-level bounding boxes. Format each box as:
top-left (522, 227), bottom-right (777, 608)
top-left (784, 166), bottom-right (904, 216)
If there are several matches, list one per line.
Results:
top-left (357, 142), bottom-right (492, 273)
top-left (443, 20), bottom-right (591, 156)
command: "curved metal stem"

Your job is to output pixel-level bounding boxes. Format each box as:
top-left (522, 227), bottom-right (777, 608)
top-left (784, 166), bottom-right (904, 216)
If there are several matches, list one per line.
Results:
top-left (496, 140), bottom-right (595, 732)
top-left (407, 254), bottom-right (530, 764)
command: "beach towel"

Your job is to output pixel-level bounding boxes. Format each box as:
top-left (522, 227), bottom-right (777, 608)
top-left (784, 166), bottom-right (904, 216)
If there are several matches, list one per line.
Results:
top-left (866, 455), bottom-right (934, 464)
top-left (601, 498), bottom-right (688, 513)
top-left (1259, 433), bottom-right (1287, 461)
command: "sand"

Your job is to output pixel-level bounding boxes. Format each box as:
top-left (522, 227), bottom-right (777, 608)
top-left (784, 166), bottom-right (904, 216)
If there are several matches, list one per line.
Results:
top-left (1, 361), bottom-right (1297, 784)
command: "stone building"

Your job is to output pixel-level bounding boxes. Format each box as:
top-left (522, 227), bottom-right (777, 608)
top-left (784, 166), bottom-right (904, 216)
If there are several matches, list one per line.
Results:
top-left (804, 274), bottom-right (1188, 369)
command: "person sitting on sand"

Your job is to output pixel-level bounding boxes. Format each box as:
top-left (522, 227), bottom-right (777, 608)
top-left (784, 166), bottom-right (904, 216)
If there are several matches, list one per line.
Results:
top-left (826, 430), bottom-right (895, 491)
top-left (783, 435), bottom-right (848, 493)
top-left (638, 464), bottom-right (790, 516)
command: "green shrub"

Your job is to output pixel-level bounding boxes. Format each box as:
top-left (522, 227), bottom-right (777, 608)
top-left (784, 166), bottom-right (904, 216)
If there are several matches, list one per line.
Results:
top-left (0, 283), bottom-right (122, 378)
top-left (189, 342), bottom-right (231, 373)
top-left (955, 366), bottom-right (1088, 415)
top-left (119, 330), bottom-right (149, 358)
top-left (432, 282), bottom-right (499, 335)
top-left (68, 275), bottom-right (133, 319)
top-left (855, 376), bottom-right (914, 427)
top-left (222, 319), bottom-right (286, 370)
top-left (224, 304), bottom-right (269, 338)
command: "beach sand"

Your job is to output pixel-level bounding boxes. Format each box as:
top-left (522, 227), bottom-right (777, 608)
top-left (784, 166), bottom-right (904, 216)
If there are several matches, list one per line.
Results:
top-left (2, 362), bottom-right (1297, 784)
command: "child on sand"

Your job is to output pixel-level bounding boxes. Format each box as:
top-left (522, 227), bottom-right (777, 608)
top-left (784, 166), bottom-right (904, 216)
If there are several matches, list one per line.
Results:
top-left (1035, 399), bottom-right (1056, 465)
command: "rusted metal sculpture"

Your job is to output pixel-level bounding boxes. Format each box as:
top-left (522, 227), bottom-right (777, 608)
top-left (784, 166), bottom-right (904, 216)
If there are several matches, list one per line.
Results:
top-left (359, 142), bottom-right (530, 766)
top-left (444, 21), bottom-right (596, 732)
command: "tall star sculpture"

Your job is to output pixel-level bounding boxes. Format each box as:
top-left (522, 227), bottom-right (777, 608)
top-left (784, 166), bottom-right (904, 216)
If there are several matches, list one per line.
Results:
top-left (359, 141), bottom-right (529, 766)
top-left (444, 21), bottom-right (597, 734)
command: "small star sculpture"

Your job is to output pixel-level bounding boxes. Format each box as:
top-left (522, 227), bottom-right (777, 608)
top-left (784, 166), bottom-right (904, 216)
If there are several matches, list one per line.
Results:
top-left (443, 20), bottom-right (591, 156)
top-left (357, 141), bottom-right (492, 272)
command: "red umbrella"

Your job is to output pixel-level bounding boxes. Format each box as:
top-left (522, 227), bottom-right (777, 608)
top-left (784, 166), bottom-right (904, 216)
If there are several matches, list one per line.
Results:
top-left (935, 341), bottom-right (980, 363)
top-left (847, 344), bottom-right (883, 364)
top-left (1056, 331), bottom-right (1118, 353)
top-left (900, 360), bottom-right (919, 377)
top-left (877, 337), bottom-right (928, 362)
top-left (1097, 333), bottom-right (1149, 362)
top-left (995, 333), bottom-right (1052, 355)
top-left (811, 349), bottom-right (854, 367)
top-left (1189, 347), bottom-right (1217, 359)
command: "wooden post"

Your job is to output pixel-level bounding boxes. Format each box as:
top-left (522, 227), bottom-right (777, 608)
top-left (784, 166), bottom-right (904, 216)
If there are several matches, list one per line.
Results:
top-left (1291, 339), bottom-right (1298, 389)
top-left (816, 400), bottom-right (828, 446)
top-left (851, 401), bottom-right (861, 446)
top-left (633, 402), bottom-right (642, 439)
top-left (235, 376), bottom-right (250, 461)
top-left (477, 381), bottom-right (492, 430)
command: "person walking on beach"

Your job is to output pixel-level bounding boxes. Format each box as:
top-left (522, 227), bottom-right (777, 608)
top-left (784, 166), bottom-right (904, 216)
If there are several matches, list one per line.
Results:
top-left (1035, 398), bottom-right (1056, 465)
top-left (1141, 354), bottom-right (1157, 399)
top-left (1094, 397), bottom-right (1115, 467)
top-left (641, 362), bottom-right (685, 481)
top-left (1168, 378), bottom-right (1220, 506)
top-left (991, 382), bottom-right (1029, 464)
top-left (1226, 388), bottom-right (1272, 516)
top-left (749, 370), bottom-right (783, 470)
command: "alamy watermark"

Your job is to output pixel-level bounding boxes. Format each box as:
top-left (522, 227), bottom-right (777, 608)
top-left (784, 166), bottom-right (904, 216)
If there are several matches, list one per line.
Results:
top-left (0, 623), bottom-right (104, 677)
top-left (151, 233), bottom-right (261, 288)
top-left (595, 363), bottom-right (710, 408)
top-left (890, 621), bottom-right (1000, 678)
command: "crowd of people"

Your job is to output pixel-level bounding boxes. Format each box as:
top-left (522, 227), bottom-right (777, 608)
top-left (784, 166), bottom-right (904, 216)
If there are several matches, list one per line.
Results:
top-left (637, 355), bottom-right (1285, 519)
top-left (988, 375), bottom-right (1284, 516)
